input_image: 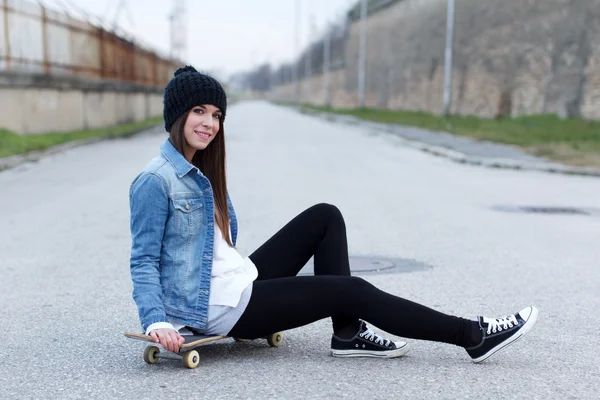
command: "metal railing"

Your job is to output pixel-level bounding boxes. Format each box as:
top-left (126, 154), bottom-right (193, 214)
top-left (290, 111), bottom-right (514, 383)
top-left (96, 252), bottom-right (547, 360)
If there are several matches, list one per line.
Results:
top-left (0, 0), bottom-right (180, 87)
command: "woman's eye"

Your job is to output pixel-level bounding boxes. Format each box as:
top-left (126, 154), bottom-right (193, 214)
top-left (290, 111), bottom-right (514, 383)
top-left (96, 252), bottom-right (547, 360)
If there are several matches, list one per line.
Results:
top-left (214, 114), bottom-right (222, 120)
top-left (194, 108), bottom-right (203, 114)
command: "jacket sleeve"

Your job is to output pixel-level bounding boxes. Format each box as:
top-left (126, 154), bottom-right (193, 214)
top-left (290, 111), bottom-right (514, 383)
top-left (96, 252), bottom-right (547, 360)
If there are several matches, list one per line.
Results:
top-left (129, 172), bottom-right (169, 331)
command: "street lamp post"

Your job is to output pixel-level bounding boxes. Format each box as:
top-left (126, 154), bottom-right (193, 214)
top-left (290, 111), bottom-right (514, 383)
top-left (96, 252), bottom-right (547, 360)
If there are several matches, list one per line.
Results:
top-left (357, 0), bottom-right (367, 109)
top-left (324, 25), bottom-right (331, 108)
top-left (443, 0), bottom-right (455, 117)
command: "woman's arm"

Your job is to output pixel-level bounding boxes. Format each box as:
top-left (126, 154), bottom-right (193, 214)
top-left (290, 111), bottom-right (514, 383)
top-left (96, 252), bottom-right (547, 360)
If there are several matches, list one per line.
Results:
top-left (129, 172), bottom-right (170, 332)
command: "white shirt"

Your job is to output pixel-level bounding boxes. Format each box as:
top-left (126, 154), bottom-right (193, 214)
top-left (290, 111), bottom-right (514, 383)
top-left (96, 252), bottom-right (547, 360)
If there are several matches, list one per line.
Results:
top-left (145, 225), bottom-right (258, 335)
top-left (209, 225), bottom-right (258, 307)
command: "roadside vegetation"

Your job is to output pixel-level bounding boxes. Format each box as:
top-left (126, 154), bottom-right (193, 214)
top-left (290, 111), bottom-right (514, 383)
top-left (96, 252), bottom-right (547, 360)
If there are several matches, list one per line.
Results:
top-left (300, 104), bottom-right (600, 168)
top-left (0, 116), bottom-right (163, 158)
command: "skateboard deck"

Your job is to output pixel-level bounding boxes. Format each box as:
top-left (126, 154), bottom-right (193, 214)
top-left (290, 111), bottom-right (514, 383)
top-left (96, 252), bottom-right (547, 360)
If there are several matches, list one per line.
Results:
top-left (124, 331), bottom-right (283, 369)
top-left (124, 331), bottom-right (228, 349)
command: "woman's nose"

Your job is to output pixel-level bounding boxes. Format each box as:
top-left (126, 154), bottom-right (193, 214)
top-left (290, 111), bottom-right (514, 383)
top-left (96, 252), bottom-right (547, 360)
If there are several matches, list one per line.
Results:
top-left (201, 117), bottom-right (212, 128)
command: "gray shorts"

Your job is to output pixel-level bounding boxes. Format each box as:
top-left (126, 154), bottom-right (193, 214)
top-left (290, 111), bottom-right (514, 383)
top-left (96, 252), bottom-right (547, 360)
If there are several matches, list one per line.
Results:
top-left (203, 284), bottom-right (253, 336)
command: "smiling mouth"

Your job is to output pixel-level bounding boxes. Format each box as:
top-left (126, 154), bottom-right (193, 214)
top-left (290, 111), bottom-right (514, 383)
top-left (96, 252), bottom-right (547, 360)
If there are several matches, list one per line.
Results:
top-left (194, 130), bottom-right (211, 140)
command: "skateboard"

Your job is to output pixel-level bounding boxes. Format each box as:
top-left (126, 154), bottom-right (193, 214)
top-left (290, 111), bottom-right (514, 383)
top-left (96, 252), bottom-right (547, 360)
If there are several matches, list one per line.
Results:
top-left (124, 331), bottom-right (284, 369)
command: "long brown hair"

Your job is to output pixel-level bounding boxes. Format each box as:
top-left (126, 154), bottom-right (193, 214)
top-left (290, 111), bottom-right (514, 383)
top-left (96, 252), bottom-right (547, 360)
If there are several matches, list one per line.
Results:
top-left (169, 109), bottom-right (233, 246)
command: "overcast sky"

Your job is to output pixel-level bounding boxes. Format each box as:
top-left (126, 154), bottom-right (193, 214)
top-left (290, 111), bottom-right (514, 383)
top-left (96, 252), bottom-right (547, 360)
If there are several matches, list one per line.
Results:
top-left (55, 0), bottom-right (356, 80)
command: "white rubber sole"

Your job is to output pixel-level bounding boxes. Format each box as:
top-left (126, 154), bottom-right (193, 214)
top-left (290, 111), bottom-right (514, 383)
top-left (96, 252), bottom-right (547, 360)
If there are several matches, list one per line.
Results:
top-left (331, 342), bottom-right (410, 358)
top-left (472, 306), bottom-right (539, 363)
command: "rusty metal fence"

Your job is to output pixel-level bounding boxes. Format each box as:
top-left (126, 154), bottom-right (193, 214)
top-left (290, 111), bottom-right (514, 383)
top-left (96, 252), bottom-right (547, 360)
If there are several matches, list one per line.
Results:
top-left (0, 0), bottom-right (180, 87)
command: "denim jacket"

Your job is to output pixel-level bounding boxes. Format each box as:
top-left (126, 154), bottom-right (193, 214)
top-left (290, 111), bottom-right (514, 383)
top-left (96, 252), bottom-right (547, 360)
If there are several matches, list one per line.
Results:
top-left (129, 138), bottom-right (238, 332)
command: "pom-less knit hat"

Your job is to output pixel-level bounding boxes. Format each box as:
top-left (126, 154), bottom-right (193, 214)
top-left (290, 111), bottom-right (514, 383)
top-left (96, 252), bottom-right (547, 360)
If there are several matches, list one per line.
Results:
top-left (163, 65), bottom-right (227, 132)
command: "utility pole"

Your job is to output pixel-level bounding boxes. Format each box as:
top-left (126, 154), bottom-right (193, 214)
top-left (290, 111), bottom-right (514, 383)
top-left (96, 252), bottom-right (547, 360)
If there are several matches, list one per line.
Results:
top-left (442, 0), bottom-right (455, 117)
top-left (293, 0), bottom-right (301, 102)
top-left (324, 23), bottom-right (331, 108)
top-left (305, 12), bottom-right (315, 103)
top-left (169, 0), bottom-right (187, 61)
top-left (357, 0), bottom-right (367, 108)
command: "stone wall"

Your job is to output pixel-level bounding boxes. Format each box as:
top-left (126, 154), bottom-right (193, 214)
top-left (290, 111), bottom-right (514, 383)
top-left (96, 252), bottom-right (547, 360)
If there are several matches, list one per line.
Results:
top-left (0, 73), bottom-right (163, 135)
top-left (271, 0), bottom-right (600, 119)
top-left (269, 69), bottom-right (355, 108)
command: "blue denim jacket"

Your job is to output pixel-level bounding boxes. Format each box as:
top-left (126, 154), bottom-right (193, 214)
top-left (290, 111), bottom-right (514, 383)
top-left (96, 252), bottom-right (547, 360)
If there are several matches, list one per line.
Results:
top-left (129, 138), bottom-right (238, 332)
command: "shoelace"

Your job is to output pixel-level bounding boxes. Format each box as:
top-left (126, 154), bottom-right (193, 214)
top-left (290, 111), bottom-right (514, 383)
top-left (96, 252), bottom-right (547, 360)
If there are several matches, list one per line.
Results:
top-left (359, 328), bottom-right (391, 346)
top-left (484, 315), bottom-right (519, 334)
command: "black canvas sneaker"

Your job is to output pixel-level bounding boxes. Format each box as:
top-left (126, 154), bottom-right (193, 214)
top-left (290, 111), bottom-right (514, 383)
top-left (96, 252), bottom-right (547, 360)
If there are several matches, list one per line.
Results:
top-left (466, 306), bottom-right (539, 363)
top-left (331, 321), bottom-right (410, 358)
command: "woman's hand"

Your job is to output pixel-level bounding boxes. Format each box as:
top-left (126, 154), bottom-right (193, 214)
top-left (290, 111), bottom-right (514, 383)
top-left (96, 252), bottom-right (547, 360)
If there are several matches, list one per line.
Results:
top-left (149, 328), bottom-right (186, 353)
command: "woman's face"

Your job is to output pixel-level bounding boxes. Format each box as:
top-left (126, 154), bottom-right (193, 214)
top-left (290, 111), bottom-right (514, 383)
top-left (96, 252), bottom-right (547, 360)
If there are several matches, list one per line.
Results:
top-left (182, 104), bottom-right (223, 161)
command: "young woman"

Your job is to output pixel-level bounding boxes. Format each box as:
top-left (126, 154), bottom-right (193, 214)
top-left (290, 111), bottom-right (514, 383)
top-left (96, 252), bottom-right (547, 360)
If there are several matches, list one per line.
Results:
top-left (129, 66), bottom-right (538, 362)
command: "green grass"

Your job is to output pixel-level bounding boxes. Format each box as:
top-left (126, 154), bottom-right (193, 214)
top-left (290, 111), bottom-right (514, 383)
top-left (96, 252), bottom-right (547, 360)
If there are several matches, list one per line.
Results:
top-left (0, 116), bottom-right (164, 159)
top-left (300, 104), bottom-right (600, 168)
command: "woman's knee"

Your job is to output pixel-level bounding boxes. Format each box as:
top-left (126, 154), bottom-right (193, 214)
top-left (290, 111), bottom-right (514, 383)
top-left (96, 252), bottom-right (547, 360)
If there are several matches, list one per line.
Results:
top-left (331, 276), bottom-right (374, 298)
top-left (311, 203), bottom-right (345, 226)
top-left (348, 276), bottom-right (373, 290)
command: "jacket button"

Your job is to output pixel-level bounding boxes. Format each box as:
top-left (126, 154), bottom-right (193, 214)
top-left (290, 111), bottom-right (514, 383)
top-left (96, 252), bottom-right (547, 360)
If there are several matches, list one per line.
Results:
top-left (186, 204), bottom-right (190, 210)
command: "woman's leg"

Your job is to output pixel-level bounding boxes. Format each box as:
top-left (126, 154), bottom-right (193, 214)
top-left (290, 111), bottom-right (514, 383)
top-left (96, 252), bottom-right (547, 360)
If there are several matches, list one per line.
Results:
top-left (234, 203), bottom-right (539, 361)
top-left (248, 203), bottom-right (360, 336)
top-left (228, 275), bottom-right (480, 349)
top-left (248, 203), bottom-right (350, 279)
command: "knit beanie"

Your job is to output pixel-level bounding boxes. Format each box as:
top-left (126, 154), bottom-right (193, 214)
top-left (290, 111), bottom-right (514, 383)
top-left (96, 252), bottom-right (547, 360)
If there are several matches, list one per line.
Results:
top-left (163, 65), bottom-right (227, 132)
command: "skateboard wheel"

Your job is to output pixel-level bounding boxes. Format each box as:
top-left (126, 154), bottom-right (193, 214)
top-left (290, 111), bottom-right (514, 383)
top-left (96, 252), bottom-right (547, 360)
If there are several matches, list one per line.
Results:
top-left (267, 332), bottom-right (283, 347)
top-left (143, 346), bottom-right (160, 364)
top-left (182, 350), bottom-right (200, 369)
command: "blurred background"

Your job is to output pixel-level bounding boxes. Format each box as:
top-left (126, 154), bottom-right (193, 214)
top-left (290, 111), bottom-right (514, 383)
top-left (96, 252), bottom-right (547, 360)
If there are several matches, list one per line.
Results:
top-left (1, 0), bottom-right (599, 166)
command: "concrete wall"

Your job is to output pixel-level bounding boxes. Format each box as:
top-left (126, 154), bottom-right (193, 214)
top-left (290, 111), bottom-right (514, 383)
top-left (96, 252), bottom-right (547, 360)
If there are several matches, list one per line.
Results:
top-left (270, 0), bottom-right (600, 120)
top-left (269, 69), bottom-right (355, 108)
top-left (0, 73), bottom-right (163, 135)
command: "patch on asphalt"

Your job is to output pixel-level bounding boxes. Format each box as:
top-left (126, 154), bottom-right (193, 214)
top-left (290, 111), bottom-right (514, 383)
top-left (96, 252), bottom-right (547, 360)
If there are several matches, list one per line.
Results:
top-left (492, 205), bottom-right (600, 216)
top-left (298, 255), bottom-right (433, 276)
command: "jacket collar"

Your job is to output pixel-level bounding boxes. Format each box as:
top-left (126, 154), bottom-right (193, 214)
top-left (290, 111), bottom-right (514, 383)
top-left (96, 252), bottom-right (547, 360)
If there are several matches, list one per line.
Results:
top-left (160, 138), bottom-right (196, 178)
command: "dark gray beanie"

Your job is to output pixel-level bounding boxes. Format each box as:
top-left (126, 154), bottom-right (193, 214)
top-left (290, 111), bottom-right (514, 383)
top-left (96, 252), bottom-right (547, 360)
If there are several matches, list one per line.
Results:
top-left (163, 65), bottom-right (227, 132)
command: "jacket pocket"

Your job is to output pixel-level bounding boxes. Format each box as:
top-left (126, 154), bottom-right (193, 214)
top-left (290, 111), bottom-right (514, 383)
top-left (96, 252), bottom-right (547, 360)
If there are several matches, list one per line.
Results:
top-left (171, 196), bottom-right (204, 237)
top-left (172, 197), bottom-right (203, 213)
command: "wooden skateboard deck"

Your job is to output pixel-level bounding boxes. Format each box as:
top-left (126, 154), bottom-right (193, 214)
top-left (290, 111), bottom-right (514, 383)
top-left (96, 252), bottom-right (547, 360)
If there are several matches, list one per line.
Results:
top-left (124, 331), bottom-right (228, 349)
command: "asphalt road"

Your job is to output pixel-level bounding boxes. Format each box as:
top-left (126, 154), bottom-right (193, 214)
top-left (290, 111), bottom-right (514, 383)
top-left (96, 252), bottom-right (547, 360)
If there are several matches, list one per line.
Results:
top-left (2, 101), bottom-right (599, 399)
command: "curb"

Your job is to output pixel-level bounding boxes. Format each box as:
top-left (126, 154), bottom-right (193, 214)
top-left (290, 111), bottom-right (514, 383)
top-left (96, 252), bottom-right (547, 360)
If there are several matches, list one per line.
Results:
top-left (392, 135), bottom-right (600, 177)
top-left (0, 126), bottom-right (162, 173)
top-left (295, 106), bottom-right (600, 178)
top-left (0, 137), bottom-right (105, 172)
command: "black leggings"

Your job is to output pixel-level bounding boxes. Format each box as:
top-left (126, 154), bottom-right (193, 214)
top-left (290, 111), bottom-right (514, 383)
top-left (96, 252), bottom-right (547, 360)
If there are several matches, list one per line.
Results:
top-left (228, 204), bottom-right (478, 348)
